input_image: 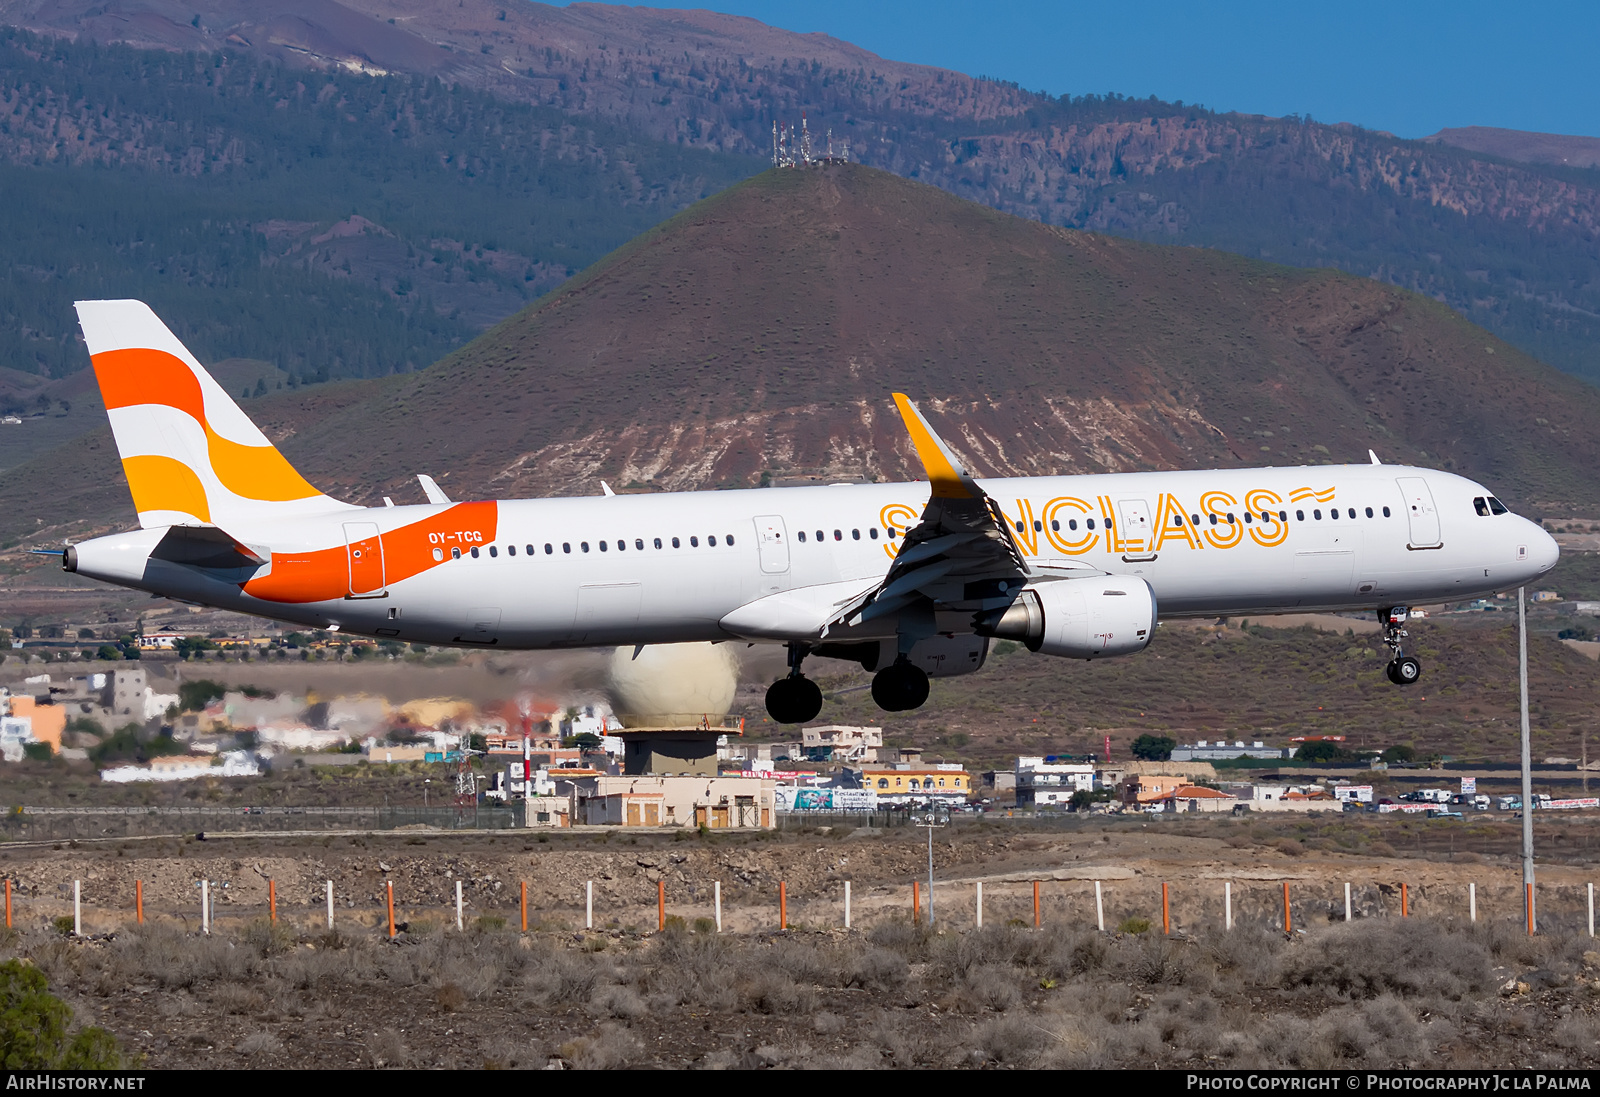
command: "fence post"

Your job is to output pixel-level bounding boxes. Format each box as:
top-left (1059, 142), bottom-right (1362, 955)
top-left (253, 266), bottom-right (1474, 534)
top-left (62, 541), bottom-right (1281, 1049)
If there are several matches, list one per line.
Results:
top-left (1162, 882), bottom-right (1170, 936)
top-left (779, 881), bottom-right (787, 931)
top-left (1095, 880), bottom-right (1104, 932)
top-left (715, 881), bottom-right (722, 933)
top-left (1401, 882), bottom-right (1408, 918)
top-left (4, 879), bottom-right (9, 930)
top-left (1470, 881), bottom-right (1476, 924)
top-left (1225, 881), bottom-right (1232, 931)
top-left (520, 881), bottom-right (528, 933)
top-left (326, 880), bottom-right (334, 930)
top-left (136, 879), bottom-right (143, 926)
top-left (202, 879), bottom-right (210, 936)
top-left (456, 880), bottom-right (464, 931)
top-left (386, 880), bottom-right (396, 939)
top-left (586, 881), bottom-right (594, 931)
top-left (1345, 881), bottom-right (1352, 922)
top-left (1590, 883), bottom-right (1595, 940)
top-left (73, 880), bottom-right (81, 937)
top-left (1282, 881), bottom-right (1290, 934)
top-left (657, 880), bottom-right (665, 933)
top-left (1032, 880), bottom-right (1040, 929)
top-left (268, 879), bottom-right (276, 923)
top-left (975, 881), bottom-right (983, 929)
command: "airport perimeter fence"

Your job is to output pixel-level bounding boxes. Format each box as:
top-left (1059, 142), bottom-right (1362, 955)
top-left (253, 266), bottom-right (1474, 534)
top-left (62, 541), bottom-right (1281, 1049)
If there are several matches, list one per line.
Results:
top-left (5, 865), bottom-right (1597, 943)
top-left (1, 804), bottom-right (524, 840)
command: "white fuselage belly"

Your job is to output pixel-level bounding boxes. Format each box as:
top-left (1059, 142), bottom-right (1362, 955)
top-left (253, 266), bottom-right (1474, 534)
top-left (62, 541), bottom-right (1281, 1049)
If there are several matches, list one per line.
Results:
top-left (80, 464), bottom-right (1557, 647)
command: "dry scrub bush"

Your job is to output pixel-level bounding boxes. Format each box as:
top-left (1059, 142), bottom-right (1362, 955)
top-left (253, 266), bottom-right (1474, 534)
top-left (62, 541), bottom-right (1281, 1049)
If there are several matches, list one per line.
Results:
top-left (562, 1022), bottom-right (642, 1069)
top-left (1281, 919), bottom-right (1491, 1000)
top-left (236, 1030), bottom-right (282, 1058)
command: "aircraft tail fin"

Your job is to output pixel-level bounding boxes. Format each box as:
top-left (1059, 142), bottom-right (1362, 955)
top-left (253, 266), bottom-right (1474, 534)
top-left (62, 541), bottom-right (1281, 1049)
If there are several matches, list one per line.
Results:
top-left (74, 300), bottom-right (351, 529)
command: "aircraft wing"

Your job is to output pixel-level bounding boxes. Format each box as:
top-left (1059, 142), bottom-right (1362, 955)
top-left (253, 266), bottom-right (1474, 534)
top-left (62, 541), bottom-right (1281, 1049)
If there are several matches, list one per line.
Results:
top-left (828, 394), bottom-right (1088, 633)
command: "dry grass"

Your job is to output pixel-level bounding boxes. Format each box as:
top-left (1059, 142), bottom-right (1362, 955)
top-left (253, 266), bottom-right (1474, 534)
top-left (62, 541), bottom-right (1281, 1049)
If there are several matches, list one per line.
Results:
top-left (5, 914), bottom-right (1600, 1068)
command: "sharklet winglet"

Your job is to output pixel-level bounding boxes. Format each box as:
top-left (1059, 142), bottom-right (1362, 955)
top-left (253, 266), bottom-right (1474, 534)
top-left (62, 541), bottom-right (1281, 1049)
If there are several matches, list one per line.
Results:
top-left (891, 393), bottom-right (980, 500)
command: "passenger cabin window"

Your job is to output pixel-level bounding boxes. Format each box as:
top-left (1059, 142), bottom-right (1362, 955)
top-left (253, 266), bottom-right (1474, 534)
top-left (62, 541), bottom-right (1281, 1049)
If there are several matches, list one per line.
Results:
top-left (1226, 513), bottom-right (1236, 524)
top-left (636, 539), bottom-right (644, 550)
top-left (432, 548), bottom-right (444, 562)
top-left (1330, 509), bottom-right (1338, 520)
top-left (798, 531), bottom-right (807, 542)
top-left (581, 542), bottom-right (590, 553)
top-left (869, 528), bottom-right (879, 539)
top-left (562, 543), bottom-right (571, 553)
top-left (1051, 520), bottom-right (1060, 531)
top-left (1348, 508), bottom-right (1356, 519)
top-left (1086, 519), bottom-right (1095, 530)
top-left (1382, 507), bottom-right (1391, 517)
top-left (708, 536), bottom-right (717, 547)
top-left (451, 547), bottom-right (461, 559)
top-left (1015, 520), bottom-right (1024, 532)
top-left (599, 541), bottom-right (608, 552)
top-left (1279, 510), bottom-right (1288, 521)
top-left (653, 538), bottom-right (662, 549)
top-left (471, 546), bottom-right (480, 558)
top-left (1243, 512), bottom-right (1252, 523)
top-left (615, 539), bottom-right (624, 551)
top-left (690, 536), bottom-right (699, 547)
top-left (1296, 510), bottom-right (1305, 521)
top-left (888, 527), bottom-right (898, 538)
top-left (1033, 520), bottom-right (1042, 532)
top-left (507, 545), bottom-right (516, 556)
top-left (726, 534), bottom-right (735, 546)
top-left (1365, 508), bottom-right (1373, 519)
top-left (1313, 509), bottom-right (1322, 520)
top-left (1487, 497), bottom-right (1509, 515)
top-left (672, 537), bottom-right (680, 548)
top-left (833, 530), bottom-right (842, 541)
top-left (851, 529), bottom-right (860, 540)
top-left (489, 545), bottom-right (498, 557)
top-left (1191, 514), bottom-right (1200, 526)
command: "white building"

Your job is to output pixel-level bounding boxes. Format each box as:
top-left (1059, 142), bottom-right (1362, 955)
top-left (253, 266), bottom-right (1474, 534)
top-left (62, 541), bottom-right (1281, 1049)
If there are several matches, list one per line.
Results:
top-left (800, 725), bottom-right (883, 763)
top-left (1015, 756), bottom-right (1096, 808)
top-left (1171, 739), bottom-right (1288, 761)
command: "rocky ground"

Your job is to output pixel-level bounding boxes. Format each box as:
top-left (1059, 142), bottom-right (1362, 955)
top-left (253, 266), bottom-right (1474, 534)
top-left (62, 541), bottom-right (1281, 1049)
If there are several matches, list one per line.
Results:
top-left (5, 815), bottom-right (1600, 1068)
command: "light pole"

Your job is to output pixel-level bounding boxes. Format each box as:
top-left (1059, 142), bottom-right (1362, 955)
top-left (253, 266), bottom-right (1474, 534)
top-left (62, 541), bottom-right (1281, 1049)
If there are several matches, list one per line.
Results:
top-left (914, 802), bottom-right (949, 926)
top-left (1520, 587), bottom-right (1536, 931)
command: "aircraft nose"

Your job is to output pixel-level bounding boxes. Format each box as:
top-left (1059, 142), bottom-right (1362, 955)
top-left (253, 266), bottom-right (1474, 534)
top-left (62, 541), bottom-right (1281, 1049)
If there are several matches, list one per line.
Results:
top-left (1523, 519), bottom-right (1559, 576)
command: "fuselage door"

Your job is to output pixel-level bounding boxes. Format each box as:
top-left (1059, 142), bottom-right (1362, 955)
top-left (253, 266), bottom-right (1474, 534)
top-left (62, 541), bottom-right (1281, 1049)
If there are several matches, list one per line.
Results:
top-left (343, 522), bottom-right (386, 597)
top-left (1117, 498), bottom-right (1155, 560)
top-left (754, 515), bottom-right (791, 574)
top-left (1396, 477), bottom-right (1442, 548)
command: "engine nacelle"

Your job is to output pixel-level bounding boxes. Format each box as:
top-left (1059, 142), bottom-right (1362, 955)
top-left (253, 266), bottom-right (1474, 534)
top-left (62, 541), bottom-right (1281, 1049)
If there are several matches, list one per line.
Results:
top-left (976, 575), bottom-right (1155, 659)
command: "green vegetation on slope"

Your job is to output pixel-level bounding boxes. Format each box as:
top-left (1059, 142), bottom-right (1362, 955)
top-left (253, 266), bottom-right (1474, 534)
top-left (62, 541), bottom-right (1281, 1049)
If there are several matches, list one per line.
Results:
top-left (0, 27), bottom-right (755, 381)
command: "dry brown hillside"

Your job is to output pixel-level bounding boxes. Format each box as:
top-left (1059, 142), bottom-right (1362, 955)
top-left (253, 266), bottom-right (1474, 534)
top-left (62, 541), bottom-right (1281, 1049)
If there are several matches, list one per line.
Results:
top-left (287, 163), bottom-right (1600, 511)
top-left (5, 162), bottom-right (1600, 557)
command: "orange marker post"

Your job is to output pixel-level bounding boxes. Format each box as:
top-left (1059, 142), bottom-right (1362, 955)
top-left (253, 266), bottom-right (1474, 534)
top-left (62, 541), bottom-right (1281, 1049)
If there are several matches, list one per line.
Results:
top-left (779, 881), bottom-right (788, 931)
top-left (1400, 882), bottom-right (1408, 918)
top-left (520, 881), bottom-right (528, 933)
top-left (912, 880), bottom-right (920, 923)
top-left (657, 880), bottom-right (665, 932)
top-left (268, 879), bottom-right (276, 923)
top-left (386, 880), bottom-right (396, 939)
top-left (135, 880), bottom-right (143, 925)
top-left (1527, 882), bottom-right (1536, 936)
top-left (1282, 881), bottom-right (1291, 934)
top-left (1033, 880), bottom-right (1041, 929)
top-left (1162, 882), bottom-right (1171, 936)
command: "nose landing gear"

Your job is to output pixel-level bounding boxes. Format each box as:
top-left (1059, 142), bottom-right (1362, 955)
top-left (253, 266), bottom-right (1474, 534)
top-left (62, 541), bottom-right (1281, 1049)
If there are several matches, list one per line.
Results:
top-left (1380, 607), bottom-right (1422, 686)
top-left (765, 642), bottom-right (824, 724)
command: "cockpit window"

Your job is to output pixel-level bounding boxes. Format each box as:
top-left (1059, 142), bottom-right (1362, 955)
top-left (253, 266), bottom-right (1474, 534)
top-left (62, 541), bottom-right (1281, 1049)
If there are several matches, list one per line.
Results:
top-left (1487, 496), bottom-right (1509, 515)
top-left (1474, 497), bottom-right (1490, 517)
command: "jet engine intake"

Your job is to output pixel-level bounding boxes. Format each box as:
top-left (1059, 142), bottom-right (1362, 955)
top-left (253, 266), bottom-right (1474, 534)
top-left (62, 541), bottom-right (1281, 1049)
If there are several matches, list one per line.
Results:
top-left (975, 576), bottom-right (1155, 659)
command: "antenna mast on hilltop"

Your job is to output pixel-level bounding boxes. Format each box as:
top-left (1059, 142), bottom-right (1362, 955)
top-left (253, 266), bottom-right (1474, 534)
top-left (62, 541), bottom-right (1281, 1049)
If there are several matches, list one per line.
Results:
top-left (800, 111), bottom-right (813, 164)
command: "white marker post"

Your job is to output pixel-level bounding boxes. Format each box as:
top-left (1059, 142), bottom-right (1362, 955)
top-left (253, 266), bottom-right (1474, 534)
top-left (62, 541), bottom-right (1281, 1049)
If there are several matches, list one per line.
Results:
top-left (456, 880), bottom-right (464, 932)
top-left (1470, 882), bottom-right (1477, 924)
top-left (326, 880), bottom-right (334, 930)
top-left (1589, 883), bottom-right (1595, 939)
top-left (201, 880), bottom-right (210, 935)
top-left (975, 882), bottom-right (983, 929)
top-left (586, 881), bottom-right (594, 931)
top-left (842, 881), bottom-right (850, 931)
top-left (1094, 880), bottom-right (1105, 932)
top-left (714, 881), bottom-right (722, 933)
top-left (73, 880), bottom-right (81, 937)
top-left (1345, 882), bottom-right (1352, 923)
top-left (1225, 882), bottom-right (1233, 931)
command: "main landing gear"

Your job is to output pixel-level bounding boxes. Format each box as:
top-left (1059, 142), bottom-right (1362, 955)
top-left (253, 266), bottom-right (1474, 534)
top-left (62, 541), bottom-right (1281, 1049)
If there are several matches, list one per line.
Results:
top-left (871, 659), bottom-right (929, 713)
top-left (765, 643), bottom-right (823, 724)
top-left (1381, 607), bottom-right (1422, 686)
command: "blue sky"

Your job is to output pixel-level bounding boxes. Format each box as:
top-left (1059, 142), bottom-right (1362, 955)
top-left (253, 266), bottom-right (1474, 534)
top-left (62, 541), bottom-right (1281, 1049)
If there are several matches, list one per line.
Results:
top-left (578, 1), bottom-right (1600, 140)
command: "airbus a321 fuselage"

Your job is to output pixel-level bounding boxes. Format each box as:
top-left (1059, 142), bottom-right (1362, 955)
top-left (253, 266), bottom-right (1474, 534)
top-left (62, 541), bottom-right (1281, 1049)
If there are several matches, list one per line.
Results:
top-left (61, 301), bottom-right (1559, 723)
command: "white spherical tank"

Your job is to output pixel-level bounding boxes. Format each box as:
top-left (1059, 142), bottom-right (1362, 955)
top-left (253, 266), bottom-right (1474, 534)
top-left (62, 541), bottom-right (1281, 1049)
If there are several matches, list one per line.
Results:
top-left (606, 642), bottom-right (740, 727)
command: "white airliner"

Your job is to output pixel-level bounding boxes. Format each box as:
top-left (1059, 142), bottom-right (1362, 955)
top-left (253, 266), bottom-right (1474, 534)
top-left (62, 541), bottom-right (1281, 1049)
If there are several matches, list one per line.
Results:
top-left (59, 301), bottom-right (1559, 723)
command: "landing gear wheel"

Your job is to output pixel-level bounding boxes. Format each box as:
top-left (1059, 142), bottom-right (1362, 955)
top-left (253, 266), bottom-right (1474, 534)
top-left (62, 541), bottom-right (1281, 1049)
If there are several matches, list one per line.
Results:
top-left (1386, 656), bottom-right (1422, 686)
top-left (871, 661), bottom-right (931, 712)
top-left (765, 676), bottom-right (823, 724)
